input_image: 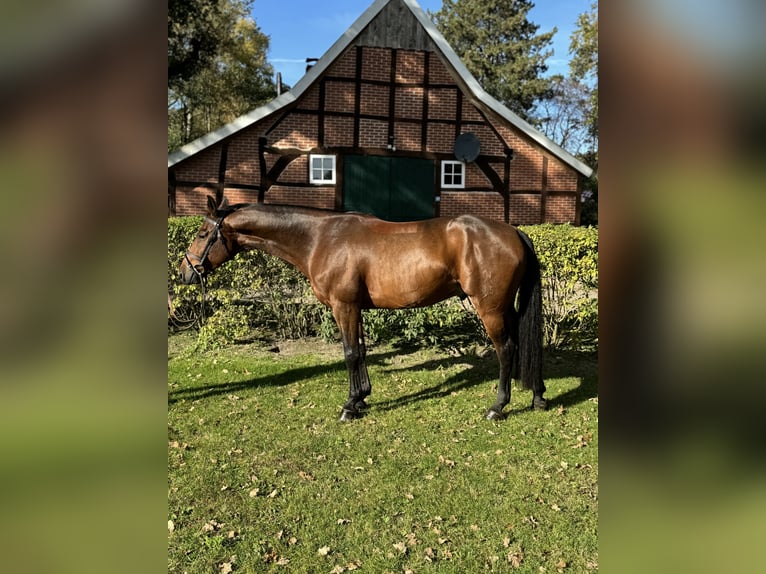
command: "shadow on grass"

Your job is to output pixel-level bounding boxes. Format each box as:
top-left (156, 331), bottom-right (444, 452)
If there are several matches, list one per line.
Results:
top-left (168, 344), bottom-right (597, 416)
top-left (367, 347), bottom-right (598, 415)
top-left (168, 360), bottom-right (345, 405)
top-left (168, 349), bottom-right (399, 405)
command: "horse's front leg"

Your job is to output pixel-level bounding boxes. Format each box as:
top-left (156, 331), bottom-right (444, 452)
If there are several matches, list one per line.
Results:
top-left (333, 304), bottom-right (371, 421)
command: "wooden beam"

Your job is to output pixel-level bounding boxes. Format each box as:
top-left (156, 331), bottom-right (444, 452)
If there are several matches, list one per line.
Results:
top-left (216, 141), bottom-right (229, 205)
top-left (168, 171), bottom-right (177, 217)
top-left (503, 148), bottom-right (512, 223)
top-left (258, 137), bottom-right (268, 203)
top-left (266, 154), bottom-right (300, 187)
top-left (421, 52), bottom-right (430, 152)
top-left (540, 155), bottom-right (549, 223)
top-left (353, 47), bottom-right (362, 149)
top-left (474, 156), bottom-right (504, 193)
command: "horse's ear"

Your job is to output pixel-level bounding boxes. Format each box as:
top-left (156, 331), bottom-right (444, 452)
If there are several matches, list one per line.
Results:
top-left (219, 197), bottom-right (230, 210)
top-left (206, 195), bottom-right (217, 216)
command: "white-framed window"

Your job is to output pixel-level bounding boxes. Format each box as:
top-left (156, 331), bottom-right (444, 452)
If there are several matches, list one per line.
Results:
top-left (309, 154), bottom-right (336, 184)
top-left (441, 160), bottom-right (465, 189)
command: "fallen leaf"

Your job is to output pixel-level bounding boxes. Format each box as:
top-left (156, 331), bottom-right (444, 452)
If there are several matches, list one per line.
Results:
top-left (503, 536), bottom-right (511, 548)
top-left (508, 550), bottom-right (524, 568)
top-left (337, 518), bottom-right (351, 525)
top-left (249, 488), bottom-right (259, 498)
top-left (167, 520), bottom-right (174, 533)
top-left (288, 537), bottom-right (297, 545)
top-left (329, 566), bottom-right (345, 574)
top-left (219, 562), bottom-right (233, 574)
top-left (393, 541), bottom-right (407, 554)
top-left (317, 546), bottom-right (331, 556)
top-left (267, 488), bottom-right (279, 498)
top-left (556, 558), bottom-right (568, 572)
top-left (298, 471), bottom-right (315, 481)
top-left (551, 504), bottom-right (561, 512)
top-left (276, 557), bottom-right (290, 566)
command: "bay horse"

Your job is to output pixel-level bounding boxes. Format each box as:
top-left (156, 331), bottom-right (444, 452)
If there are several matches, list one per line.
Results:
top-left (179, 195), bottom-right (547, 421)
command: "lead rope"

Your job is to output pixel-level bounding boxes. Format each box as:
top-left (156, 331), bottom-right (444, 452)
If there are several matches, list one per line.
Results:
top-left (190, 257), bottom-right (208, 324)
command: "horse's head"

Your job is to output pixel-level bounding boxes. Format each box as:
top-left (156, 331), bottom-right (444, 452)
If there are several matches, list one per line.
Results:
top-left (178, 196), bottom-right (237, 284)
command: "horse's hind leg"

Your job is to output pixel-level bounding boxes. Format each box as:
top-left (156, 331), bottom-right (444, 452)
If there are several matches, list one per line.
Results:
top-left (477, 309), bottom-right (516, 420)
top-left (332, 303), bottom-right (372, 421)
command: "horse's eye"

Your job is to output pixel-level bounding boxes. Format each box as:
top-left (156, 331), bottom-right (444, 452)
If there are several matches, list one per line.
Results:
top-left (198, 231), bottom-right (208, 239)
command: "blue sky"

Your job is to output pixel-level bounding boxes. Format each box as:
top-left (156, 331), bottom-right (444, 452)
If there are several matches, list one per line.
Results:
top-left (250, 0), bottom-right (594, 88)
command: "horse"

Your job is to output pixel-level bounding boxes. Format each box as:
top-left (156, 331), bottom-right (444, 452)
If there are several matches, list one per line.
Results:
top-left (179, 195), bottom-right (547, 421)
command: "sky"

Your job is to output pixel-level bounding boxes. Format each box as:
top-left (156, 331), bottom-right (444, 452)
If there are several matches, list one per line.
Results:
top-left (250, 0), bottom-right (594, 88)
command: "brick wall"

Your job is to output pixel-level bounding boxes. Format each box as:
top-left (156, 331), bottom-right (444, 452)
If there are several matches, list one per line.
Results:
top-left (175, 185), bottom-right (213, 216)
top-left (174, 146), bottom-right (220, 183)
top-left (544, 195), bottom-right (577, 224)
top-left (224, 188), bottom-right (259, 206)
top-left (441, 191), bottom-right (504, 222)
top-left (264, 186), bottom-right (335, 209)
top-left (395, 86), bottom-right (424, 118)
top-left (509, 194), bottom-right (542, 225)
top-left (325, 81), bottom-right (355, 113)
top-left (361, 47), bottom-right (391, 82)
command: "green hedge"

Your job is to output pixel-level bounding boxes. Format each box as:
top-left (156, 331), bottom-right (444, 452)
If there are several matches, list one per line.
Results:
top-left (168, 218), bottom-right (597, 351)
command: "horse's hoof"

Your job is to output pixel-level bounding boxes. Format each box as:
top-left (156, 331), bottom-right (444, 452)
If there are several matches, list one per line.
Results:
top-left (532, 397), bottom-right (548, 411)
top-left (339, 408), bottom-right (361, 422)
top-left (354, 400), bottom-right (369, 411)
top-left (486, 409), bottom-right (506, 421)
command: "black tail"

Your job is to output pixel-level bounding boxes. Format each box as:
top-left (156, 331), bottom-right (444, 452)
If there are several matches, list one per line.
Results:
top-left (516, 230), bottom-right (545, 394)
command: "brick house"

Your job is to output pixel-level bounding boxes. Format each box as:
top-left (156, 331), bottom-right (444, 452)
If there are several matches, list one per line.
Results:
top-left (168, 0), bottom-right (593, 224)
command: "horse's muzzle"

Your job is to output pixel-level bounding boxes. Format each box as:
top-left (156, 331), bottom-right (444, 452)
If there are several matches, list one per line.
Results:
top-left (178, 259), bottom-right (202, 284)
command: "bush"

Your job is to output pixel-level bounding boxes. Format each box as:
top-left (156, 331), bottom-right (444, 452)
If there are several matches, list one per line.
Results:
top-left (168, 216), bottom-right (330, 348)
top-left (168, 218), bottom-right (597, 351)
top-left (521, 224), bottom-right (598, 350)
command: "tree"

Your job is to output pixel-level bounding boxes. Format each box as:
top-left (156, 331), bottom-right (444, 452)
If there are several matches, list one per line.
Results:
top-left (568, 2), bottom-right (598, 225)
top-left (569, 1), bottom-right (597, 145)
top-left (537, 74), bottom-right (590, 153)
top-left (432, 0), bottom-right (556, 124)
top-left (168, 0), bottom-right (243, 86)
top-left (168, 1), bottom-right (276, 150)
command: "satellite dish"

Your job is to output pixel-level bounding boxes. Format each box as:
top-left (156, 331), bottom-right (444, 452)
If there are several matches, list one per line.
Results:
top-left (454, 132), bottom-right (481, 163)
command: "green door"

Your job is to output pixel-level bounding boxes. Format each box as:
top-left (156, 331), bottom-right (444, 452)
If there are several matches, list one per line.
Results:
top-left (343, 156), bottom-right (434, 221)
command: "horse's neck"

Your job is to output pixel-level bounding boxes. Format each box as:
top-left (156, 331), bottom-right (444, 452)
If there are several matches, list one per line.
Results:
top-left (228, 207), bottom-right (315, 273)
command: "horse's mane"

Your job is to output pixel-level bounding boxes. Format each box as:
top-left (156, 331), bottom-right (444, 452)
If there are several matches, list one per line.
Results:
top-left (219, 202), bottom-right (363, 219)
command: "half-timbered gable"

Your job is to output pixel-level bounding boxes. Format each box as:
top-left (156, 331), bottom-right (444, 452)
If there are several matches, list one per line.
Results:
top-left (168, 0), bottom-right (592, 224)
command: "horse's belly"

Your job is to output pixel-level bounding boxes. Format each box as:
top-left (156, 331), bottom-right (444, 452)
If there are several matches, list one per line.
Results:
top-left (365, 274), bottom-right (460, 309)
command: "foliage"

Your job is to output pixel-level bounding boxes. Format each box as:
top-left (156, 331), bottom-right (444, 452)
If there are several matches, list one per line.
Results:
top-left (537, 74), bottom-right (592, 155)
top-left (578, 150), bottom-right (598, 227)
top-left (362, 300), bottom-right (487, 352)
top-left (168, 216), bottom-right (329, 348)
top-left (168, 0), bottom-right (276, 150)
top-left (168, 337), bottom-right (598, 573)
top-left (169, 219), bottom-right (598, 352)
top-left (569, 1), bottom-right (598, 145)
top-left (168, 0), bottom-right (250, 86)
top-left (521, 224), bottom-right (598, 350)
top-left (431, 0), bottom-right (556, 124)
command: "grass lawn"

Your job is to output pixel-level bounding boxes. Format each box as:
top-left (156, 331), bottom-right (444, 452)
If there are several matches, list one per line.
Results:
top-left (168, 334), bottom-right (598, 573)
